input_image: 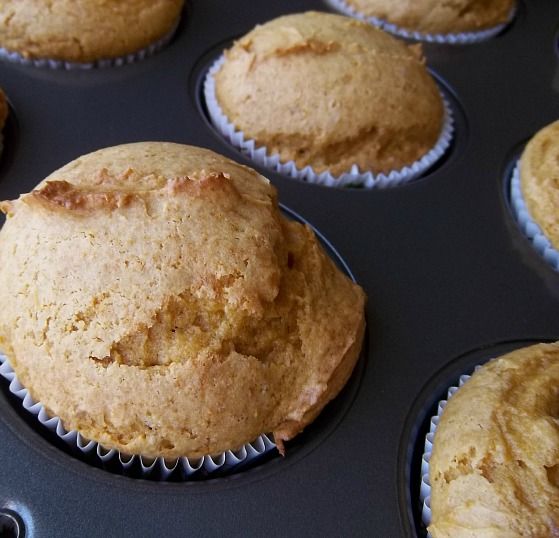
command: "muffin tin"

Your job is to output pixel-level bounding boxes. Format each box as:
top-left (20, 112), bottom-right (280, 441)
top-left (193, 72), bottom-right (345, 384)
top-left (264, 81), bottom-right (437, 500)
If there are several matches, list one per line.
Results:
top-left (0, 0), bottom-right (559, 536)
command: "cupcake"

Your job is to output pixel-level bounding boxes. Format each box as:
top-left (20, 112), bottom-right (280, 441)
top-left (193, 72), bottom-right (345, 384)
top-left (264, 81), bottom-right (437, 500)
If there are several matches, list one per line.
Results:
top-left (423, 342), bottom-right (559, 537)
top-left (330, 0), bottom-right (515, 43)
top-left (0, 0), bottom-right (184, 66)
top-left (206, 11), bottom-right (453, 188)
top-left (510, 120), bottom-right (559, 271)
top-left (0, 142), bottom-right (366, 461)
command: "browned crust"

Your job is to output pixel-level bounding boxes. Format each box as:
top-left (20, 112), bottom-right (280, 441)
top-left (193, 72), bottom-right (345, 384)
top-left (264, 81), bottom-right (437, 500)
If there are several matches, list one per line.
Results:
top-left (0, 200), bottom-right (14, 216)
top-left (269, 38), bottom-right (340, 57)
top-left (27, 180), bottom-right (138, 213)
top-left (15, 172), bottom-right (239, 215)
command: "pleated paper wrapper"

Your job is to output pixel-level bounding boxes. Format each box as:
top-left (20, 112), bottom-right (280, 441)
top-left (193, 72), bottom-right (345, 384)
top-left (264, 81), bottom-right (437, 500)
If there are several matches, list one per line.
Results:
top-left (510, 161), bottom-right (559, 271)
top-left (204, 55), bottom-right (454, 189)
top-left (419, 371), bottom-right (476, 534)
top-left (0, 353), bottom-right (276, 481)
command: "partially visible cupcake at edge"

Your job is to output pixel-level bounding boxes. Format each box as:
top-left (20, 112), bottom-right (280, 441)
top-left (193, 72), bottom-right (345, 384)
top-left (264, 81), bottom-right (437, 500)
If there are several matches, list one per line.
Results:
top-left (0, 0), bottom-right (184, 64)
top-left (342, 0), bottom-right (514, 35)
top-left (209, 11), bottom-right (448, 185)
top-left (427, 342), bottom-right (559, 537)
top-left (517, 120), bottom-right (559, 252)
top-left (0, 142), bottom-right (366, 459)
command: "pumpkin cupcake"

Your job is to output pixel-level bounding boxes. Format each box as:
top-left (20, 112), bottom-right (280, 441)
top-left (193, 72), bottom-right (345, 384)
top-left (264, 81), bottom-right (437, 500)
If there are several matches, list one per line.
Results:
top-left (0, 0), bottom-right (184, 67)
top-left (205, 11), bottom-right (453, 188)
top-left (0, 142), bottom-right (366, 473)
top-left (329, 0), bottom-right (515, 44)
top-left (421, 342), bottom-right (559, 537)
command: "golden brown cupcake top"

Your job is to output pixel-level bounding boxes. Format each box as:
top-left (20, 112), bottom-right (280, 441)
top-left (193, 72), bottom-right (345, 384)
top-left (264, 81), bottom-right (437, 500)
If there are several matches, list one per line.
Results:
top-left (520, 120), bottom-right (559, 250)
top-left (0, 142), bottom-right (366, 459)
top-left (214, 11), bottom-right (444, 177)
top-left (0, 0), bottom-right (183, 62)
top-left (429, 342), bottom-right (559, 538)
top-left (345, 0), bottom-right (514, 34)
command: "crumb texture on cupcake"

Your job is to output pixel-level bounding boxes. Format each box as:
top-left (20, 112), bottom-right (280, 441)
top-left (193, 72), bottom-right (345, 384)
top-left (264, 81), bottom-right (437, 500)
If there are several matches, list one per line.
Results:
top-left (520, 120), bottom-right (559, 251)
top-left (0, 0), bottom-right (183, 62)
top-left (429, 342), bottom-right (559, 538)
top-left (214, 11), bottom-right (444, 176)
top-left (0, 142), bottom-right (366, 459)
top-left (344, 0), bottom-right (514, 34)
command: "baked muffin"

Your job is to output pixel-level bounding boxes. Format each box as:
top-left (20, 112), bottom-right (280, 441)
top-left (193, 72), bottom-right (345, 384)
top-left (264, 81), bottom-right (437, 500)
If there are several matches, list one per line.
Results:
top-left (0, 0), bottom-right (183, 63)
top-left (0, 142), bottom-right (366, 459)
top-left (518, 120), bottom-right (559, 251)
top-left (428, 342), bottom-right (559, 537)
top-left (212, 11), bottom-right (445, 178)
top-left (343, 0), bottom-right (514, 35)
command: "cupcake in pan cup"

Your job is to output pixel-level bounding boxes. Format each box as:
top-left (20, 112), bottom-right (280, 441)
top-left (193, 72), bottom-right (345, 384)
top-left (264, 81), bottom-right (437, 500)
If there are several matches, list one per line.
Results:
top-left (0, 0), bottom-right (184, 69)
top-left (204, 11), bottom-right (454, 189)
top-left (0, 142), bottom-right (366, 479)
top-left (510, 120), bottom-right (559, 272)
top-left (326, 0), bottom-right (516, 44)
top-left (420, 342), bottom-right (559, 537)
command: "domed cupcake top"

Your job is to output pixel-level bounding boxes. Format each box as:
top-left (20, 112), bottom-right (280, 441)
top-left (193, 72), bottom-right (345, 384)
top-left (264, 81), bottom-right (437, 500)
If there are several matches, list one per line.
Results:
top-left (0, 0), bottom-right (184, 63)
top-left (213, 11), bottom-right (444, 177)
top-left (0, 142), bottom-right (366, 459)
top-left (429, 342), bottom-right (559, 537)
top-left (343, 0), bottom-right (514, 35)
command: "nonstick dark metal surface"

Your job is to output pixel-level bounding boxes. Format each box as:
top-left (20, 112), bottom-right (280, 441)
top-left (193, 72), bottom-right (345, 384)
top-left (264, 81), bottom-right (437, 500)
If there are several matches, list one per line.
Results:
top-left (1, 1), bottom-right (559, 536)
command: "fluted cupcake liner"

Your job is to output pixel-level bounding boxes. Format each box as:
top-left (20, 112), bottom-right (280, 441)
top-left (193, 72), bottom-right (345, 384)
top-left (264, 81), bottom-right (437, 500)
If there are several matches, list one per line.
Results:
top-left (0, 19), bottom-right (179, 70)
top-left (0, 353), bottom-right (276, 480)
top-left (419, 371), bottom-right (477, 532)
top-left (510, 162), bottom-right (559, 271)
top-left (325, 0), bottom-right (516, 45)
top-left (204, 55), bottom-right (454, 189)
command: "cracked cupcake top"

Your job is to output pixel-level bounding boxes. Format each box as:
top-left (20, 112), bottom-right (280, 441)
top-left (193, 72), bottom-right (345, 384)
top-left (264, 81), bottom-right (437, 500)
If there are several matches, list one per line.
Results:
top-left (429, 342), bottom-right (559, 537)
top-left (213, 11), bottom-right (444, 177)
top-left (0, 0), bottom-right (183, 62)
top-left (0, 142), bottom-right (366, 458)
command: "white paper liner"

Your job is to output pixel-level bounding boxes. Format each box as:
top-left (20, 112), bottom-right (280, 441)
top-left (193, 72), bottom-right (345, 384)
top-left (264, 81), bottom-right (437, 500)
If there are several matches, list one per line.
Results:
top-left (325, 0), bottom-right (516, 45)
top-left (204, 55), bottom-right (454, 188)
top-left (0, 19), bottom-right (179, 70)
top-left (510, 161), bottom-right (559, 271)
top-left (419, 369), bottom-right (481, 533)
top-left (0, 353), bottom-right (276, 480)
